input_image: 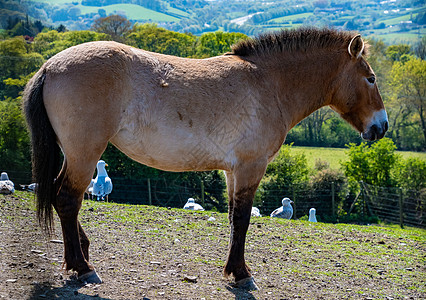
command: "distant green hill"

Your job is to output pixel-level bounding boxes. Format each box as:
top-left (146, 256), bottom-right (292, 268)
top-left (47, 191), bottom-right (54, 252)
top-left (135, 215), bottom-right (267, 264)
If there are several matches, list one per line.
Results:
top-left (5, 0), bottom-right (426, 43)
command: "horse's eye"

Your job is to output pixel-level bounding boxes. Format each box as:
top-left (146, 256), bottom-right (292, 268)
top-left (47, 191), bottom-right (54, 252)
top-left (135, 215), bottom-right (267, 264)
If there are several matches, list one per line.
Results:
top-left (367, 76), bottom-right (375, 84)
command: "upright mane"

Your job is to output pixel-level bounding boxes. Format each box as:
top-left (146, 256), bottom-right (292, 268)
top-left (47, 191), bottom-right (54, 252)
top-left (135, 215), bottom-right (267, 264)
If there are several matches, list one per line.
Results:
top-left (231, 27), bottom-right (366, 57)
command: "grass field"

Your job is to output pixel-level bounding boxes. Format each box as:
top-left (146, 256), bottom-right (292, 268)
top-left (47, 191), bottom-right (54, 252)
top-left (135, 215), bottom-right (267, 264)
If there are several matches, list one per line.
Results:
top-left (76, 4), bottom-right (180, 22)
top-left (292, 146), bottom-right (426, 169)
top-left (1, 192), bottom-right (425, 299)
top-left (268, 12), bottom-right (314, 24)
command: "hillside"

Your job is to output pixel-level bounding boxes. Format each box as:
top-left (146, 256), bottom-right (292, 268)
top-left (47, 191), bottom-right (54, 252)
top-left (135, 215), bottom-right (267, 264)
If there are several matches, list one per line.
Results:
top-left (0, 192), bottom-right (425, 299)
top-left (3, 0), bottom-right (425, 43)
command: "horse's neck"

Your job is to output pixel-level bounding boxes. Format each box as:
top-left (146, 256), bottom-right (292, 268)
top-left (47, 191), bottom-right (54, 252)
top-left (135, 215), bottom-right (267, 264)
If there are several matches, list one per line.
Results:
top-left (256, 50), bottom-right (343, 129)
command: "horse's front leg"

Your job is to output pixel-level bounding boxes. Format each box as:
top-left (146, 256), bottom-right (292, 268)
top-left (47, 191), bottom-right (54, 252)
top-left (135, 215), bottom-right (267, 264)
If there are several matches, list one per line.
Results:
top-left (224, 160), bottom-right (266, 290)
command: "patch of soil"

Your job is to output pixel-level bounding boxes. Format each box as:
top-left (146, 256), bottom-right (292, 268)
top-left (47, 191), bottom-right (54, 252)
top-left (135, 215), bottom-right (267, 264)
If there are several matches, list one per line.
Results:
top-left (0, 193), bottom-right (424, 300)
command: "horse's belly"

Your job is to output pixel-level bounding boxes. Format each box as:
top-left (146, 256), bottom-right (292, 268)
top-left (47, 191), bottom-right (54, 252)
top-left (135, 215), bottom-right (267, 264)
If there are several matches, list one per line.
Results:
top-left (111, 127), bottom-right (233, 172)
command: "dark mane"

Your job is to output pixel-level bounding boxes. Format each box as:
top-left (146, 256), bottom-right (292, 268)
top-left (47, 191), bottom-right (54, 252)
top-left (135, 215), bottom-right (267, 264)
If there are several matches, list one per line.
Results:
top-left (231, 27), bottom-right (364, 57)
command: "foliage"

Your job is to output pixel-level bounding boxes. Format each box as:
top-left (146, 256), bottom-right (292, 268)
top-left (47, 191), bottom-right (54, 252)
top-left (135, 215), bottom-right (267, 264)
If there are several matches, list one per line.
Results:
top-left (33, 30), bottom-right (111, 59)
top-left (393, 158), bottom-right (426, 191)
top-left (127, 23), bottom-right (196, 57)
top-left (256, 144), bottom-right (309, 208)
top-left (195, 31), bottom-right (247, 58)
top-left (388, 56), bottom-right (426, 150)
top-left (0, 97), bottom-right (31, 171)
top-left (341, 138), bottom-right (398, 191)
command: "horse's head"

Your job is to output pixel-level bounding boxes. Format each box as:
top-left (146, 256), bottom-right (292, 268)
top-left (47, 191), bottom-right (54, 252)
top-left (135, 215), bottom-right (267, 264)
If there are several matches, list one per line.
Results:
top-left (330, 34), bottom-right (388, 141)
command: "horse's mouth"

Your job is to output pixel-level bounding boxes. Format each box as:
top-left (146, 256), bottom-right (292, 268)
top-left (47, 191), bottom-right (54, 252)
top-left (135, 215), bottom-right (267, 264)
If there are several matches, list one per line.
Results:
top-left (361, 121), bottom-right (388, 141)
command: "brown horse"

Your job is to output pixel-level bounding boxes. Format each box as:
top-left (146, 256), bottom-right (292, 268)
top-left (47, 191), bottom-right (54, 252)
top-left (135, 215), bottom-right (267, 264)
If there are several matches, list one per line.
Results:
top-left (23, 28), bottom-right (388, 290)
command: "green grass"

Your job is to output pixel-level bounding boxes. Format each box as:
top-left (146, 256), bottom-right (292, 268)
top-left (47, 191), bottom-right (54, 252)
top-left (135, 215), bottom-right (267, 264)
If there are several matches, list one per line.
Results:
top-left (292, 146), bottom-right (426, 169)
top-left (76, 4), bottom-right (179, 22)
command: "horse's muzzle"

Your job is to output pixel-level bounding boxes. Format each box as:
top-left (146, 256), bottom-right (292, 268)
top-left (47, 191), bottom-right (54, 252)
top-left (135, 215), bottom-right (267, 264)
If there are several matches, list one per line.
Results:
top-left (361, 120), bottom-right (388, 141)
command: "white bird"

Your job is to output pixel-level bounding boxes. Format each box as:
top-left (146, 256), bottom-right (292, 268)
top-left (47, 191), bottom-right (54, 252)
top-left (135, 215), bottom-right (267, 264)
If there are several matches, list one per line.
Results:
top-left (92, 160), bottom-right (112, 201)
top-left (251, 207), bottom-right (261, 217)
top-left (270, 198), bottom-right (293, 219)
top-left (309, 208), bottom-right (317, 222)
top-left (0, 172), bottom-right (15, 194)
top-left (183, 198), bottom-right (204, 211)
top-left (20, 183), bottom-right (38, 192)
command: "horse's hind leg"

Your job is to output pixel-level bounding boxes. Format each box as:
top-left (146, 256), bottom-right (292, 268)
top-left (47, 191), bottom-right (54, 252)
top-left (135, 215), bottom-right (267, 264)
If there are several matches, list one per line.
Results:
top-left (54, 154), bottom-right (103, 283)
top-left (223, 160), bottom-right (267, 290)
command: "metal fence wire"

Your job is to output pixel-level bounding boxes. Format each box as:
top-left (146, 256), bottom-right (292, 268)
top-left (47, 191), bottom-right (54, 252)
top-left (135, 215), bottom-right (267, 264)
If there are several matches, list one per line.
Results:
top-left (2, 170), bottom-right (425, 229)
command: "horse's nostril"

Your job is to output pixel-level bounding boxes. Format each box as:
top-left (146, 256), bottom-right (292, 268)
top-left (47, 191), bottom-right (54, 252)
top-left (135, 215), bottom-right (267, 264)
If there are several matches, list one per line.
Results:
top-left (383, 120), bottom-right (389, 132)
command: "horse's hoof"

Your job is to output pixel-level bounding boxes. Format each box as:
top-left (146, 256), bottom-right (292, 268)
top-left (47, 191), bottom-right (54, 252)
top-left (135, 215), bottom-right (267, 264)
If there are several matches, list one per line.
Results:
top-left (234, 276), bottom-right (259, 291)
top-left (78, 270), bottom-right (102, 284)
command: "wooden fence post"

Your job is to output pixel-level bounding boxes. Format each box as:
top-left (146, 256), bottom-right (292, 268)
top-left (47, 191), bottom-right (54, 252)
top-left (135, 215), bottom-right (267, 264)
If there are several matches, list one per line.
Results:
top-left (399, 188), bottom-right (404, 229)
top-left (292, 187), bottom-right (297, 219)
top-left (147, 178), bottom-right (152, 205)
top-left (331, 181), bottom-right (335, 219)
top-left (200, 180), bottom-right (205, 206)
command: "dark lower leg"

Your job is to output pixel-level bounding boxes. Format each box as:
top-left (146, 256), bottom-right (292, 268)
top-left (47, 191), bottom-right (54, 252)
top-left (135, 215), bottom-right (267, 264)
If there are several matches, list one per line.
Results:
top-left (55, 178), bottom-right (93, 276)
top-left (224, 185), bottom-right (256, 281)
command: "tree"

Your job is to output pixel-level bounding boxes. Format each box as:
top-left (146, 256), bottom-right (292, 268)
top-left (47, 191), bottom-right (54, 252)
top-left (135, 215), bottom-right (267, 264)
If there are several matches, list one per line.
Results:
top-left (389, 56), bottom-right (426, 150)
top-left (91, 15), bottom-right (133, 43)
top-left (195, 31), bottom-right (247, 58)
top-left (127, 24), bottom-right (196, 57)
top-left (341, 138), bottom-right (398, 190)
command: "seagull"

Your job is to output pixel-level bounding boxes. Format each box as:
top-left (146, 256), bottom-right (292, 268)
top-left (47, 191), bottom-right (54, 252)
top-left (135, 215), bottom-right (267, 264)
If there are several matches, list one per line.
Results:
top-left (309, 208), bottom-right (317, 222)
top-left (270, 198), bottom-right (293, 219)
top-left (20, 183), bottom-right (38, 192)
top-left (92, 160), bottom-right (112, 201)
top-left (183, 198), bottom-right (204, 211)
top-left (251, 207), bottom-right (261, 217)
top-left (0, 172), bottom-right (15, 194)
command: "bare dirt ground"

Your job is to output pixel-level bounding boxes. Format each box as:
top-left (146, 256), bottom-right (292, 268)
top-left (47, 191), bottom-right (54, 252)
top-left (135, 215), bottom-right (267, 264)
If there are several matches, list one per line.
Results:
top-left (0, 192), bottom-right (425, 300)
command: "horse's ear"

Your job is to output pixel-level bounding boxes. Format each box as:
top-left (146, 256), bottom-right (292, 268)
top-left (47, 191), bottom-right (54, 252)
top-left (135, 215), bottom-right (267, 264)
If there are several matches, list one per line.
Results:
top-left (348, 34), bottom-right (364, 59)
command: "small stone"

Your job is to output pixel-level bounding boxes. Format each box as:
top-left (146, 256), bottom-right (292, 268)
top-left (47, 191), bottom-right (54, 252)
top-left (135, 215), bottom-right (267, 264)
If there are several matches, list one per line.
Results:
top-left (6, 279), bottom-right (17, 283)
top-left (150, 261), bottom-right (161, 265)
top-left (88, 207), bottom-right (94, 212)
top-left (406, 267), bottom-right (413, 271)
top-left (158, 292), bottom-right (165, 295)
top-left (263, 258), bottom-right (267, 263)
top-left (208, 216), bottom-right (216, 221)
top-left (31, 249), bottom-right (43, 254)
top-left (378, 241), bottom-right (385, 245)
top-left (377, 270), bottom-right (385, 275)
top-left (183, 275), bottom-right (197, 283)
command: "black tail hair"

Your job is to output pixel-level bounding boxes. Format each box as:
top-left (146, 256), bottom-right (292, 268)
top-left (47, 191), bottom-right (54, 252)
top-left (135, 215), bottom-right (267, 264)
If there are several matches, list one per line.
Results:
top-left (23, 69), bottom-right (61, 234)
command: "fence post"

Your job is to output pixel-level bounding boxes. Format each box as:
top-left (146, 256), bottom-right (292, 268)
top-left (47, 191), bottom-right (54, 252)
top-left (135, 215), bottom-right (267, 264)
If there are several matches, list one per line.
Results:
top-left (200, 180), bottom-right (205, 206)
top-left (331, 181), bottom-right (336, 219)
top-left (292, 186), bottom-right (297, 219)
top-left (360, 181), bottom-right (366, 219)
top-left (147, 178), bottom-right (152, 205)
top-left (399, 188), bottom-right (404, 229)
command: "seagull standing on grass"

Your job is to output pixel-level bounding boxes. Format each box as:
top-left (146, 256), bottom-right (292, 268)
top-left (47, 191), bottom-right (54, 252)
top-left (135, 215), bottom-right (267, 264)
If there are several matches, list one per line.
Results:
top-left (251, 207), bottom-right (261, 217)
top-left (309, 208), bottom-right (317, 222)
top-left (183, 198), bottom-right (204, 211)
top-left (0, 172), bottom-right (15, 194)
top-left (92, 160), bottom-right (112, 201)
top-left (270, 198), bottom-right (293, 219)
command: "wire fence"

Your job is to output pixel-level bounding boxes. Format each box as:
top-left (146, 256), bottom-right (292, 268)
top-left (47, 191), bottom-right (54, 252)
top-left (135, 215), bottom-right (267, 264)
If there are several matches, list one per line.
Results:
top-left (2, 170), bottom-right (425, 229)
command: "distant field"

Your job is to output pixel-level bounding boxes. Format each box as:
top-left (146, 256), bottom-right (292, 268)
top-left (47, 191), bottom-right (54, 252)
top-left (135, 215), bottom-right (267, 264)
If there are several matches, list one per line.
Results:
top-left (292, 146), bottom-right (426, 170)
top-left (77, 4), bottom-right (180, 22)
top-left (268, 12), bottom-right (314, 23)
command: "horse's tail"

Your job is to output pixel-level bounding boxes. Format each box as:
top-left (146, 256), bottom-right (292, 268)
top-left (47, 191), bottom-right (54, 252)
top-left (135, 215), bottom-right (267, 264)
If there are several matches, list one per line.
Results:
top-left (23, 68), bottom-right (61, 234)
